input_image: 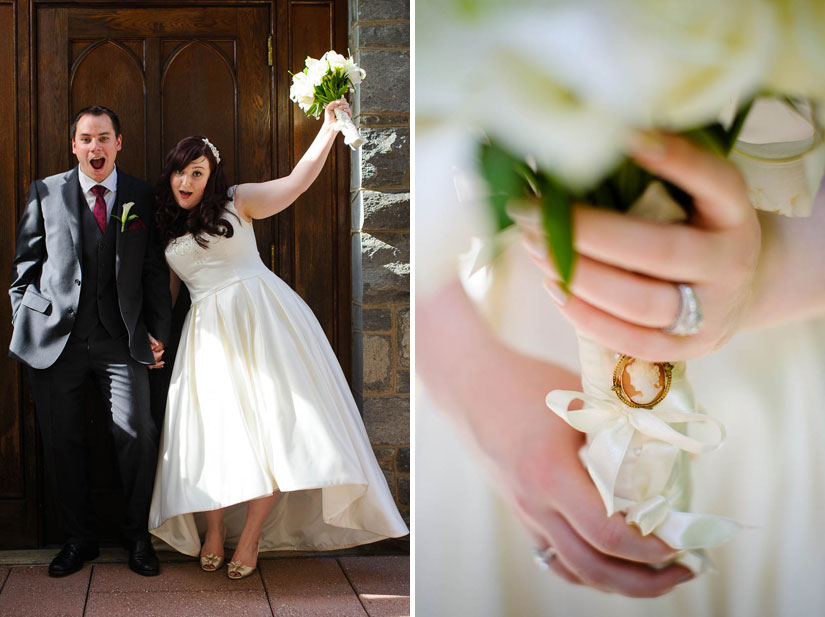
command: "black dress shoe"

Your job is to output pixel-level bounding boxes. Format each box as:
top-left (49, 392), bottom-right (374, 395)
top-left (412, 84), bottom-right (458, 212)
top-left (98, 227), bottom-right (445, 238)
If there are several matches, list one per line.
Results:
top-left (128, 539), bottom-right (159, 576)
top-left (48, 543), bottom-right (99, 577)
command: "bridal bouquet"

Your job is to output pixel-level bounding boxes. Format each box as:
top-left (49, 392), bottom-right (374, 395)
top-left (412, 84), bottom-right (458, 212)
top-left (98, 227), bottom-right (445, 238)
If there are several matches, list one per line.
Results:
top-left (289, 50), bottom-right (366, 149)
top-left (419, 0), bottom-right (825, 574)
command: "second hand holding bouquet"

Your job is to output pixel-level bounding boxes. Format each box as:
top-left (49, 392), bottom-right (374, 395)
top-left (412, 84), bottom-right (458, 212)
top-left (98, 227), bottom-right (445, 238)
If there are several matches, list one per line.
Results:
top-left (289, 50), bottom-right (366, 149)
top-left (419, 0), bottom-right (825, 577)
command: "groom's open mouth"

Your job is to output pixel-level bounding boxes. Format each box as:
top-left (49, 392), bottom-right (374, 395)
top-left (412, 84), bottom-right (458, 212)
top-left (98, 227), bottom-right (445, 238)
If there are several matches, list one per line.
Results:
top-left (90, 157), bottom-right (105, 171)
top-left (179, 191), bottom-right (193, 200)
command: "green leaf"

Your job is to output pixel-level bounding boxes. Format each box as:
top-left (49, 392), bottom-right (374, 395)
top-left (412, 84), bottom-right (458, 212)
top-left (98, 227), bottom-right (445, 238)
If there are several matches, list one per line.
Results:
top-left (682, 125), bottom-right (727, 157)
top-left (586, 182), bottom-right (617, 211)
top-left (478, 141), bottom-right (528, 231)
top-left (536, 172), bottom-right (576, 290)
top-left (723, 98), bottom-right (754, 155)
top-left (127, 214), bottom-right (138, 221)
top-left (610, 158), bottom-right (652, 211)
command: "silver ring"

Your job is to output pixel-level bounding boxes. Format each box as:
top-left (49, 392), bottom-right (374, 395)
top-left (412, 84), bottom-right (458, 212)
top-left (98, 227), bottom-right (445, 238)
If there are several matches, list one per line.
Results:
top-left (663, 284), bottom-right (703, 336)
top-left (532, 546), bottom-right (557, 570)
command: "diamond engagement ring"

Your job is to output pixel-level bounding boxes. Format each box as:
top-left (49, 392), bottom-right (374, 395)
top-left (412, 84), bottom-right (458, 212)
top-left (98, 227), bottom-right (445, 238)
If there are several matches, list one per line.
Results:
top-left (664, 283), bottom-right (703, 336)
top-left (532, 547), bottom-right (557, 570)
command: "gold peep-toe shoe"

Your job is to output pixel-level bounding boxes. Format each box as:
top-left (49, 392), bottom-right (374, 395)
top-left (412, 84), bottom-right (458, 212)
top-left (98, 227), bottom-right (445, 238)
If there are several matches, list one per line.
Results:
top-left (200, 553), bottom-right (224, 572)
top-left (227, 560), bottom-right (256, 580)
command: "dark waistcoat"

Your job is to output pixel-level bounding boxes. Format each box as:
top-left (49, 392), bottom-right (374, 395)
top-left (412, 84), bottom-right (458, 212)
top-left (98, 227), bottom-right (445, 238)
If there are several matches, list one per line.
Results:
top-left (72, 193), bottom-right (126, 340)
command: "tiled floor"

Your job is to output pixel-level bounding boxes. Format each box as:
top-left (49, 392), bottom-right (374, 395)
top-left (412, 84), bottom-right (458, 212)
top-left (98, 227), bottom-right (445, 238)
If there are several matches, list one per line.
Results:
top-left (0, 555), bottom-right (409, 617)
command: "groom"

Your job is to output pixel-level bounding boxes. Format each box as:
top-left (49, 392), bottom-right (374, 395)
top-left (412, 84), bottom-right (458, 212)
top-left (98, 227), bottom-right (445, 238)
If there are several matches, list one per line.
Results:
top-left (8, 106), bottom-right (172, 577)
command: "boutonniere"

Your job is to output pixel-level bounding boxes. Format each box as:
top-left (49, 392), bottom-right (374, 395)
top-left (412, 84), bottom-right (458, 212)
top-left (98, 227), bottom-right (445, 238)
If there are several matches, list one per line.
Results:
top-left (110, 202), bottom-right (142, 232)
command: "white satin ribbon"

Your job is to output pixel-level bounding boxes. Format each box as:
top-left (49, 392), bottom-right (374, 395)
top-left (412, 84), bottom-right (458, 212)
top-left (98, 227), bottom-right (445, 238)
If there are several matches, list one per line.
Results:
top-left (545, 338), bottom-right (741, 571)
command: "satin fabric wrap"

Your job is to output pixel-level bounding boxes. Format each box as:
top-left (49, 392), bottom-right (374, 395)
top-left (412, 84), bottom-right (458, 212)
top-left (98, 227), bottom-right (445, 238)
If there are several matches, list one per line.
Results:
top-left (730, 97), bottom-right (825, 218)
top-left (546, 336), bottom-right (740, 574)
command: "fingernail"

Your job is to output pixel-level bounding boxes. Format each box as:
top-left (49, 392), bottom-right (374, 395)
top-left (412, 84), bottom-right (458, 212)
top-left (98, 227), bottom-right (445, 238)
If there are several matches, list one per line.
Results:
top-left (543, 279), bottom-right (569, 307)
top-left (505, 202), bottom-right (541, 228)
top-left (522, 234), bottom-right (548, 260)
top-left (629, 130), bottom-right (667, 161)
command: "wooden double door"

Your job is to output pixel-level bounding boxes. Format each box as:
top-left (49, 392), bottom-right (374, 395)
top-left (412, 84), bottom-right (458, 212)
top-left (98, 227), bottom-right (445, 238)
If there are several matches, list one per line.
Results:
top-left (0, 0), bottom-right (350, 548)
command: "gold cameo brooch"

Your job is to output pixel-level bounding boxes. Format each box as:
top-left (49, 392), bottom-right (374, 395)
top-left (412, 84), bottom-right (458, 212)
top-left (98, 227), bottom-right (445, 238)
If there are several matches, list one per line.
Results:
top-left (612, 355), bottom-right (673, 409)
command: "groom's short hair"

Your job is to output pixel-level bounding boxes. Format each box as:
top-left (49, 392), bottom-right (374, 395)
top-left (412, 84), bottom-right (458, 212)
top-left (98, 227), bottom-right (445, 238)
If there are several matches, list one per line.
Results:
top-left (70, 105), bottom-right (121, 140)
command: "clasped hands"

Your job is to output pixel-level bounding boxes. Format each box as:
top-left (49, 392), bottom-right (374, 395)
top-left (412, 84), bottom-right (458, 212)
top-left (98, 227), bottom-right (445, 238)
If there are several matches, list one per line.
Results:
top-left (148, 334), bottom-right (165, 369)
top-left (483, 134), bottom-right (762, 596)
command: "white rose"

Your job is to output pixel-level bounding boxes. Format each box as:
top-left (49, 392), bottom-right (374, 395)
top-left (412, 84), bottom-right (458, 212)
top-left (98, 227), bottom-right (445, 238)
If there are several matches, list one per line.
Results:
top-left (486, 1), bottom-right (774, 128)
top-left (415, 126), bottom-right (495, 297)
top-left (418, 6), bottom-right (629, 186)
top-left (289, 72), bottom-right (316, 112)
top-left (344, 58), bottom-right (366, 85)
top-left (305, 57), bottom-right (328, 85)
top-left (766, 0), bottom-right (825, 103)
top-left (322, 51), bottom-right (347, 70)
top-left (418, 0), bottom-right (776, 187)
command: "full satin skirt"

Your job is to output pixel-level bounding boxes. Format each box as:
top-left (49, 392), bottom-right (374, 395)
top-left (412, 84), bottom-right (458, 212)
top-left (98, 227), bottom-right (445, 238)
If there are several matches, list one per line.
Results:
top-left (149, 271), bottom-right (408, 556)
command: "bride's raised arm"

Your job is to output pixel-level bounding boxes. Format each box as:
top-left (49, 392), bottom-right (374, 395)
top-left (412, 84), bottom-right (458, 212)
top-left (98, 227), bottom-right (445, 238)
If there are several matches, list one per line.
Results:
top-left (233, 99), bottom-right (351, 221)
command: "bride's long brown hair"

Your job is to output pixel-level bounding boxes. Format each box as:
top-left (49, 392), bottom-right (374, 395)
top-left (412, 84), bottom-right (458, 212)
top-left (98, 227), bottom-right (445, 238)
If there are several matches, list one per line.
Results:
top-left (155, 136), bottom-right (237, 248)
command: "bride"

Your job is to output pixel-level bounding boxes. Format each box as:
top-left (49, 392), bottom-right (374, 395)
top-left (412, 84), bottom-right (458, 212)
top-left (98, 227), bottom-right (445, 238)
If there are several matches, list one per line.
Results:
top-left (148, 99), bottom-right (408, 579)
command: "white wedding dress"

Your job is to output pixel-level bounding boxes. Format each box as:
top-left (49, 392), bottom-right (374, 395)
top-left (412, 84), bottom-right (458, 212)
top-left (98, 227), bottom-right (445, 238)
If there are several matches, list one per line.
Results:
top-left (416, 243), bottom-right (825, 617)
top-left (149, 188), bottom-right (408, 555)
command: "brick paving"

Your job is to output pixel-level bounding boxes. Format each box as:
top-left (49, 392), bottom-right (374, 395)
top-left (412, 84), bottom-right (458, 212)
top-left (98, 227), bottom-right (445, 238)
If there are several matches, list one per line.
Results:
top-left (0, 553), bottom-right (409, 617)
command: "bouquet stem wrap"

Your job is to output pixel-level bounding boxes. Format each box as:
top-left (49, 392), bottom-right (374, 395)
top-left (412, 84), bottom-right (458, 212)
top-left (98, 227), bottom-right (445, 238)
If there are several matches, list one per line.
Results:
top-left (547, 337), bottom-right (739, 574)
top-left (544, 183), bottom-right (741, 575)
top-left (334, 107), bottom-right (364, 149)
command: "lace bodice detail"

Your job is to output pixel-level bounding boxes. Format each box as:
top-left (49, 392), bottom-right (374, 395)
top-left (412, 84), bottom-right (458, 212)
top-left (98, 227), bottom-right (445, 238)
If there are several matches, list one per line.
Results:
top-left (164, 189), bottom-right (267, 303)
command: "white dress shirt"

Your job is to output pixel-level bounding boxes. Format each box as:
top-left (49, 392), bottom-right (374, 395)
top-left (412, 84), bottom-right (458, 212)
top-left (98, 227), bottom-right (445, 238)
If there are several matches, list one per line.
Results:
top-left (78, 166), bottom-right (118, 219)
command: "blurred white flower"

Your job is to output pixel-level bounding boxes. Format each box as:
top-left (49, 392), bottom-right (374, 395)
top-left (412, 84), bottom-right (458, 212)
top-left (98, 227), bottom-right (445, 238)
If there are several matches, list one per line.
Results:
top-left (344, 57), bottom-right (367, 85)
top-left (289, 71), bottom-right (316, 112)
top-left (322, 50), bottom-right (348, 70)
top-left (305, 57), bottom-right (327, 84)
top-left (415, 127), bottom-right (495, 297)
top-left (767, 0), bottom-right (825, 103)
top-left (418, 0), bottom-right (778, 187)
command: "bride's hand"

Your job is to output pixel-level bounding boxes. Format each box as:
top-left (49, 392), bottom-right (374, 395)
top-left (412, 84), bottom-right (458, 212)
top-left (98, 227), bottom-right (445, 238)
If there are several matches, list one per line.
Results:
top-left (516, 133), bottom-right (761, 362)
top-left (478, 352), bottom-right (692, 597)
top-left (323, 98), bottom-right (352, 129)
top-left (418, 280), bottom-right (692, 597)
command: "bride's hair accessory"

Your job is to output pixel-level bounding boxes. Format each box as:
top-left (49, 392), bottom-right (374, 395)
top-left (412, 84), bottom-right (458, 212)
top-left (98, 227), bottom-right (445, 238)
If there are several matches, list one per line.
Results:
top-left (202, 138), bottom-right (221, 165)
top-left (663, 283), bottom-right (703, 336)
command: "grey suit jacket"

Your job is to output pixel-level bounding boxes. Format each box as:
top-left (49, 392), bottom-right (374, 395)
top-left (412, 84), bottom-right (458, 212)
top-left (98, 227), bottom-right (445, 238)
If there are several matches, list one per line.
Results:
top-left (9, 166), bottom-right (172, 369)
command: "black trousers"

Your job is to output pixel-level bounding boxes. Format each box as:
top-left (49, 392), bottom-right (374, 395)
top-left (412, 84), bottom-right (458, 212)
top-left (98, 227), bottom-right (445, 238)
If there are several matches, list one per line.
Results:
top-left (28, 326), bottom-right (158, 545)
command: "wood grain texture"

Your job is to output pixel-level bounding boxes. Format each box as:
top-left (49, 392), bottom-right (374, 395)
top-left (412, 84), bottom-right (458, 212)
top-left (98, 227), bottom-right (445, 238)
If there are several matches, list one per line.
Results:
top-left (274, 0), bottom-right (293, 287)
top-left (71, 40), bottom-right (148, 177)
top-left (37, 9), bottom-right (70, 177)
top-left (3, 0), bottom-right (351, 548)
top-left (237, 6), bottom-right (274, 263)
top-left (68, 7), bottom-right (238, 38)
top-left (289, 1), bottom-right (336, 342)
top-left (0, 2), bottom-right (22, 499)
top-left (162, 39), bottom-right (237, 177)
top-left (17, 0), bottom-right (40, 551)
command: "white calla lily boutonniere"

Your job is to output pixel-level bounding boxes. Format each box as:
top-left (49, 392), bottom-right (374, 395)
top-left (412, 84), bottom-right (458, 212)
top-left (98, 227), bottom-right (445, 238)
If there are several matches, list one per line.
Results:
top-left (110, 202), bottom-right (140, 232)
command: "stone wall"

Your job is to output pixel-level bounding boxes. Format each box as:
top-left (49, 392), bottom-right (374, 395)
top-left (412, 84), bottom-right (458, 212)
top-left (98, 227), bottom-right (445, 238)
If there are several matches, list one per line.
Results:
top-left (349, 0), bottom-right (410, 526)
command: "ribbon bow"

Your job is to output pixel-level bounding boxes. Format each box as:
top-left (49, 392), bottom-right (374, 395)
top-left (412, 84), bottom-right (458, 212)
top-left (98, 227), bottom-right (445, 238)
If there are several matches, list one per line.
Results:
top-left (546, 387), bottom-right (739, 551)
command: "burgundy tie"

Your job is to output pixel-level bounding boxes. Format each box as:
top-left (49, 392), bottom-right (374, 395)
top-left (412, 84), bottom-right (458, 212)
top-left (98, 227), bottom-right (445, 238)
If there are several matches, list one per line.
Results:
top-left (91, 185), bottom-right (107, 234)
